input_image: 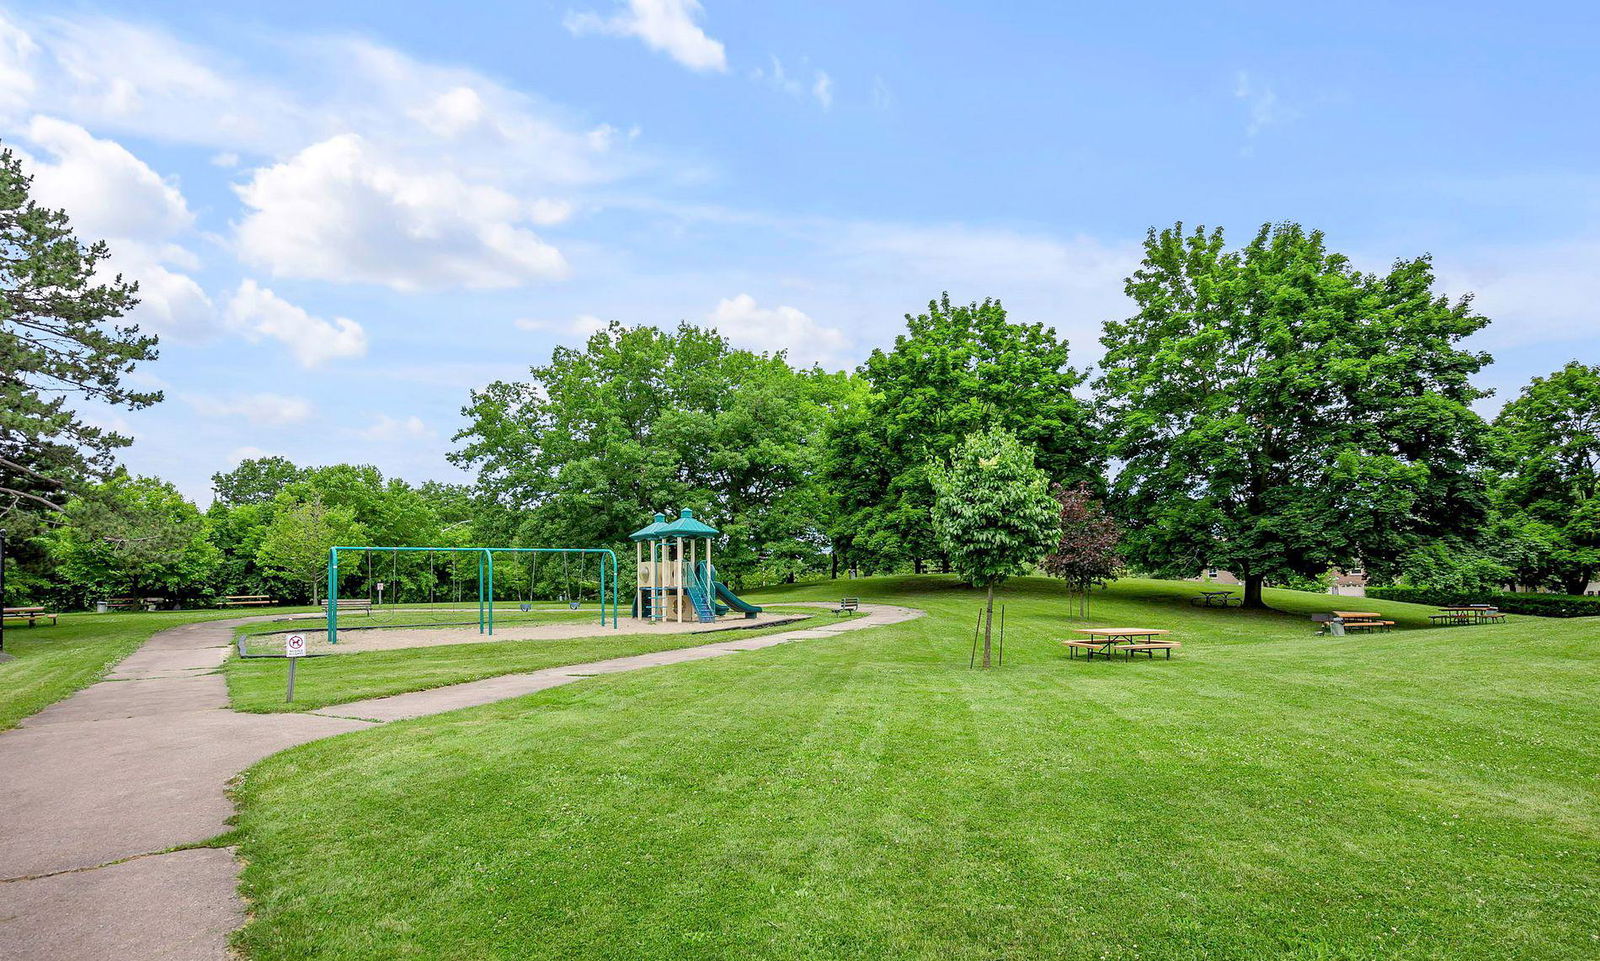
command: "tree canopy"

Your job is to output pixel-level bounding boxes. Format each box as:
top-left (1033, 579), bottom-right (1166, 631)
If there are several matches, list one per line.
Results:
top-left (930, 427), bottom-right (1058, 666)
top-left (1098, 222), bottom-right (1493, 607)
top-left (1492, 361), bottom-right (1600, 594)
top-left (0, 146), bottom-right (157, 524)
top-left (828, 293), bottom-right (1099, 575)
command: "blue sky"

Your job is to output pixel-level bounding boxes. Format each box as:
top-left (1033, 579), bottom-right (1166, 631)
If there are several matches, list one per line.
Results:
top-left (2, 1), bottom-right (1596, 502)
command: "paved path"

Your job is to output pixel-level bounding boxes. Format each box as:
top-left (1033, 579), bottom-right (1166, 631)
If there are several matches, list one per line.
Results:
top-left (0, 602), bottom-right (920, 960)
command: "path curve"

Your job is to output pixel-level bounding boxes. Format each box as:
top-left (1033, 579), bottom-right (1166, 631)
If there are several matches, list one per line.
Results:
top-left (0, 602), bottom-right (920, 960)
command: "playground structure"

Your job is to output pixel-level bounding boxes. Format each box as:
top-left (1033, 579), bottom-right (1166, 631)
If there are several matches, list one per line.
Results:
top-left (631, 509), bottom-right (763, 623)
top-left (322, 545), bottom-right (620, 645)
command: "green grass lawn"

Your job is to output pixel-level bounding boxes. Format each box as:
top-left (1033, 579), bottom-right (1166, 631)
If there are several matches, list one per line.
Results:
top-left (0, 609), bottom-right (276, 731)
top-left (228, 576), bottom-right (1599, 960)
top-left (226, 608), bottom-right (831, 714)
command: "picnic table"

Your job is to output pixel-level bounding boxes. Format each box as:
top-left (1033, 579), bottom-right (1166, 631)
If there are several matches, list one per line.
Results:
top-left (3, 606), bottom-right (58, 627)
top-left (1430, 605), bottom-right (1505, 626)
top-left (1063, 628), bottom-right (1176, 660)
top-left (1191, 590), bottom-right (1241, 608)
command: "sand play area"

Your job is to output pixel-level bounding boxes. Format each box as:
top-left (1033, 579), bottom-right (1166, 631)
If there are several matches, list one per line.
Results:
top-left (255, 611), bottom-right (810, 655)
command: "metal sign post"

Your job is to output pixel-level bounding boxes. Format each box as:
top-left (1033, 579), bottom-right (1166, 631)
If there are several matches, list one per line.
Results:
top-left (285, 633), bottom-right (307, 702)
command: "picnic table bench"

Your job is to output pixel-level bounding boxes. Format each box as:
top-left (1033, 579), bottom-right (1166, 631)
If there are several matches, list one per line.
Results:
top-left (3, 606), bottom-right (58, 627)
top-left (218, 595), bottom-right (275, 608)
top-left (1429, 606), bottom-right (1505, 626)
top-left (833, 597), bottom-right (860, 615)
top-left (321, 598), bottom-right (373, 615)
top-left (1064, 628), bottom-right (1177, 661)
top-left (1191, 590), bottom-right (1241, 608)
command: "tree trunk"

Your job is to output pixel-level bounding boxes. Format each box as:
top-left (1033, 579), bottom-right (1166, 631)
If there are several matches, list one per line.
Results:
top-left (1562, 573), bottom-right (1590, 596)
top-left (940, 555), bottom-right (951, 574)
top-left (982, 583), bottom-right (995, 668)
top-left (831, 553), bottom-right (838, 579)
top-left (1241, 573), bottom-right (1267, 609)
top-left (913, 558), bottom-right (925, 574)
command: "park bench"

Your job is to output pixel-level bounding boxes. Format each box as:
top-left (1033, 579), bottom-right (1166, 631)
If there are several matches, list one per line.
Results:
top-left (1340, 620), bottom-right (1394, 634)
top-left (834, 597), bottom-right (860, 615)
top-left (1114, 640), bottom-right (1181, 659)
top-left (1065, 628), bottom-right (1173, 661)
top-left (3, 606), bottom-right (58, 627)
top-left (104, 597), bottom-right (142, 611)
top-left (218, 595), bottom-right (275, 608)
top-left (321, 598), bottom-right (373, 616)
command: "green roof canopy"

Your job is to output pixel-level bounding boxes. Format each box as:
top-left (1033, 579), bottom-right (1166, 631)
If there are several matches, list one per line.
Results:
top-left (628, 513), bottom-right (669, 540)
top-left (632, 509), bottom-right (719, 540)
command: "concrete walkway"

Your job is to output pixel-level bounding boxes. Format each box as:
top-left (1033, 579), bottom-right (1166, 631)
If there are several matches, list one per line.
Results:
top-left (0, 602), bottom-right (920, 960)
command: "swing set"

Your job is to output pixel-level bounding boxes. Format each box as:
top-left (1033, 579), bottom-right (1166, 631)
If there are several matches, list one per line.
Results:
top-left (324, 545), bottom-right (619, 645)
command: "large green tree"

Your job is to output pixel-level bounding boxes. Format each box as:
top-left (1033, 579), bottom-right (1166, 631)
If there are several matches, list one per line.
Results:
top-left (1098, 223), bottom-right (1493, 607)
top-left (452, 322), bottom-right (854, 586)
top-left (930, 427), bottom-right (1058, 667)
top-left (211, 456), bottom-right (305, 506)
top-left (828, 294), bottom-right (1099, 574)
top-left (1492, 362), bottom-right (1600, 594)
top-left (256, 493), bottom-right (365, 604)
top-left (44, 474), bottom-right (219, 605)
top-left (0, 146), bottom-right (157, 522)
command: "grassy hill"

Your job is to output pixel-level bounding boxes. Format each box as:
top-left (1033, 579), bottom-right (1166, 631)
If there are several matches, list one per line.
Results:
top-left (226, 576), bottom-right (1599, 960)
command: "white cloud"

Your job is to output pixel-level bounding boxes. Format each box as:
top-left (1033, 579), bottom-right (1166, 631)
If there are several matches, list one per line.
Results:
top-left (210, 150), bottom-right (239, 168)
top-left (409, 85), bottom-right (486, 138)
top-left (707, 294), bottom-right (847, 367)
top-left (0, 14), bottom-right (38, 113)
top-left (187, 392), bottom-right (315, 426)
top-left (225, 279), bottom-right (368, 367)
top-left (871, 76), bottom-right (893, 111)
top-left (565, 0), bottom-right (727, 73)
top-left (812, 71), bottom-right (833, 110)
top-left (1233, 71), bottom-right (1295, 142)
top-left (359, 414), bottom-right (433, 441)
top-left (529, 197), bottom-right (575, 225)
top-left (13, 115), bottom-right (216, 341)
top-left (234, 134), bottom-right (570, 290)
top-left (751, 56), bottom-right (833, 110)
top-left (228, 446), bottom-right (274, 464)
top-left (1435, 242), bottom-right (1600, 349)
top-left (21, 115), bottom-right (192, 242)
top-left (515, 314), bottom-right (607, 336)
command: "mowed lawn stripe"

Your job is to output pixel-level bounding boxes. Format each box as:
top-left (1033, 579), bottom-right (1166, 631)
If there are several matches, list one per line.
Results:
top-left (228, 577), bottom-right (1599, 960)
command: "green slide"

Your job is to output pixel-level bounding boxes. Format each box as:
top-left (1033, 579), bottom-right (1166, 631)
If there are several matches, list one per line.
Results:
top-left (714, 580), bottom-right (762, 618)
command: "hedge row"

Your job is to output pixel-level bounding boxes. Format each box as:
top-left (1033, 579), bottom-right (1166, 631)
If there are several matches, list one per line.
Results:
top-left (1365, 588), bottom-right (1600, 618)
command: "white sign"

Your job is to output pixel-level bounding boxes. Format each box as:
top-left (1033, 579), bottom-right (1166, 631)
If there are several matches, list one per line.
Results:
top-left (285, 633), bottom-right (308, 658)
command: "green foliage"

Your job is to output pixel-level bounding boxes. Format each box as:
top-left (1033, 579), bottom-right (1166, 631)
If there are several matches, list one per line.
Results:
top-left (0, 146), bottom-right (157, 521)
top-left (929, 427), bottom-right (1058, 592)
top-left (211, 456), bottom-right (305, 505)
top-left (1394, 542), bottom-right (1512, 595)
top-left (1098, 222), bottom-right (1493, 606)
top-left (41, 474), bottom-right (219, 604)
top-left (256, 494), bottom-right (365, 603)
top-left (453, 322), bottom-right (855, 587)
top-left (1491, 362), bottom-right (1600, 594)
top-left (829, 293), bottom-right (1099, 573)
top-left (1365, 587), bottom-right (1600, 617)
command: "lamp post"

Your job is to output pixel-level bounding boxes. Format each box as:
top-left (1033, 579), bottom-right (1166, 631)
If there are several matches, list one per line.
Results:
top-left (1, 528), bottom-right (9, 660)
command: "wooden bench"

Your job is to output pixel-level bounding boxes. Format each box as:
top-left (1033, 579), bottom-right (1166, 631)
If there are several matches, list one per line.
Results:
top-left (104, 597), bottom-right (142, 611)
top-left (3, 606), bottom-right (58, 627)
top-left (1115, 641), bottom-right (1181, 659)
top-left (218, 595), bottom-right (275, 608)
top-left (833, 597), bottom-right (860, 615)
top-left (321, 598), bottom-right (373, 616)
top-left (1063, 639), bottom-right (1115, 660)
top-left (1340, 620), bottom-right (1394, 634)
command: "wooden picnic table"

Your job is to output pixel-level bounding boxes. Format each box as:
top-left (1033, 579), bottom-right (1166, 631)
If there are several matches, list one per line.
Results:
top-left (1064, 628), bottom-right (1173, 660)
top-left (1332, 611), bottom-right (1381, 619)
top-left (1191, 590), bottom-right (1240, 608)
top-left (4, 606), bottom-right (58, 627)
top-left (1431, 605), bottom-right (1504, 626)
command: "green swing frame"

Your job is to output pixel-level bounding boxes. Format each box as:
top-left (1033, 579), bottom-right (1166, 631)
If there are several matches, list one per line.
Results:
top-left (325, 545), bottom-right (619, 644)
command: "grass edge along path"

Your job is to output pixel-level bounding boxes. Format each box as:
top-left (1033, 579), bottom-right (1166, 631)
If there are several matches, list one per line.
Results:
top-left (224, 608), bottom-right (846, 714)
top-left (0, 609), bottom-right (284, 731)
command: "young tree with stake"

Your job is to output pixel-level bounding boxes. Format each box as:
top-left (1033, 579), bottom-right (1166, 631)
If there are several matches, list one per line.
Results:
top-left (929, 427), bottom-right (1058, 667)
